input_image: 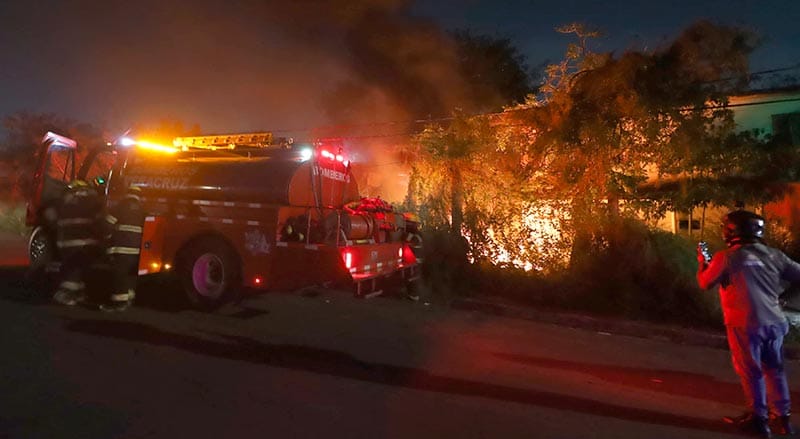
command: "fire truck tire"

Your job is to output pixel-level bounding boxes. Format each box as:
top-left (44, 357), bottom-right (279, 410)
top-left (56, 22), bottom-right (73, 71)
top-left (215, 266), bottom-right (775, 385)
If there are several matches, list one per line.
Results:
top-left (28, 226), bottom-right (52, 267)
top-left (25, 226), bottom-right (57, 295)
top-left (178, 237), bottom-right (241, 310)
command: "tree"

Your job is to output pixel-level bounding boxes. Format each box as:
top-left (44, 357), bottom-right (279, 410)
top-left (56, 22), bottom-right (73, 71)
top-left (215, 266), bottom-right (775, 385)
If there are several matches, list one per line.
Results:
top-left (405, 30), bottom-right (534, 226)
top-left (451, 30), bottom-right (534, 113)
top-left (538, 24), bottom-right (607, 99)
top-left (503, 21), bottom-right (764, 251)
top-left (411, 109), bottom-right (492, 235)
top-left (330, 30), bottom-right (537, 263)
top-left (407, 21), bottom-right (778, 273)
top-left (409, 104), bottom-right (574, 271)
top-left (1, 112), bottom-right (104, 199)
top-left (321, 29), bottom-right (534, 124)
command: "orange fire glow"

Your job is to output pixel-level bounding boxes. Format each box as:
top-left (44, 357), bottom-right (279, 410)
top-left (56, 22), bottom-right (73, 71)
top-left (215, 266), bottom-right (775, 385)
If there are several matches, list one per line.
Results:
top-left (470, 203), bottom-right (571, 272)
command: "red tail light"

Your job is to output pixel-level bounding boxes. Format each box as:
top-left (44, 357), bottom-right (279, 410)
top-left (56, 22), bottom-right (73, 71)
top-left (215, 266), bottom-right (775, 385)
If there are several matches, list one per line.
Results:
top-left (344, 251), bottom-right (353, 269)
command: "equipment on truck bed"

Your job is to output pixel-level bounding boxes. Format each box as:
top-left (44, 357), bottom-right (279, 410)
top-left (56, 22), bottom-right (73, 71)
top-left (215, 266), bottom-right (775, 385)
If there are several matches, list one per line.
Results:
top-left (172, 132), bottom-right (274, 149)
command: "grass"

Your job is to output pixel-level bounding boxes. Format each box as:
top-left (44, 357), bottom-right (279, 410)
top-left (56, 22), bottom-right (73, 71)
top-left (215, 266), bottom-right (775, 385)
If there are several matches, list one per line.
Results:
top-left (0, 201), bottom-right (29, 236)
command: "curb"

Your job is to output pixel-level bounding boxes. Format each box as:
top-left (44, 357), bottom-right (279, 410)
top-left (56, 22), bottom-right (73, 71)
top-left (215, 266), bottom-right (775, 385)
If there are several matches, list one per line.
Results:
top-left (450, 297), bottom-right (800, 360)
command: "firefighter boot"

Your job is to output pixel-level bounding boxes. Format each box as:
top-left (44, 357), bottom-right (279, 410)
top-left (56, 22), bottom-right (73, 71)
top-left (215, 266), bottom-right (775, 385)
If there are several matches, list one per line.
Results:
top-left (53, 291), bottom-right (87, 306)
top-left (779, 415), bottom-right (795, 436)
top-left (54, 290), bottom-right (78, 306)
top-left (99, 290), bottom-right (135, 312)
top-left (53, 282), bottom-right (87, 306)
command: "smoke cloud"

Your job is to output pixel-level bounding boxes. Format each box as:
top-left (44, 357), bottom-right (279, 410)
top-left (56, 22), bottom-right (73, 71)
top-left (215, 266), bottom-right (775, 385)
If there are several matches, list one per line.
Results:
top-left (1, 0), bottom-right (472, 127)
top-left (1, 0), bottom-right (476, 202)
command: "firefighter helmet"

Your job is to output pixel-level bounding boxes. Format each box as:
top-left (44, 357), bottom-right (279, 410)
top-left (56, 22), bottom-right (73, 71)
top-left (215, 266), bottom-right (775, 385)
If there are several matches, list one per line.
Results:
top-left (124, 185), bottom-right (142, 201)
top-left (722, 210), bottom-right (765, 246)
top-left (67, 179), bottom-right (89, 189)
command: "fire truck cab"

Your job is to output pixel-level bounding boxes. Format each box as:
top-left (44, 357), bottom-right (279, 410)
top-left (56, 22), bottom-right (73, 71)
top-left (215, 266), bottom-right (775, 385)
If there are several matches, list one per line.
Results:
top-left (26, 132), bottom-right (422, 309)
top-left (27, 132), bottom-right (117, 267)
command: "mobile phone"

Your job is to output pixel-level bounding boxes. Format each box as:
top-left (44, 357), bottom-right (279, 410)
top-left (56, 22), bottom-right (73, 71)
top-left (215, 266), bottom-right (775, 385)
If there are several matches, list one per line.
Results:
top-left (698, 241), bottom-right (712, 264)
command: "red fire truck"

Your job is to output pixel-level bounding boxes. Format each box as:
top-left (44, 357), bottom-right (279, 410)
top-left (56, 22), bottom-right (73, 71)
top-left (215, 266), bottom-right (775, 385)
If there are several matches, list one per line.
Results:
top-left (27, 131), bottom-right (422, 309)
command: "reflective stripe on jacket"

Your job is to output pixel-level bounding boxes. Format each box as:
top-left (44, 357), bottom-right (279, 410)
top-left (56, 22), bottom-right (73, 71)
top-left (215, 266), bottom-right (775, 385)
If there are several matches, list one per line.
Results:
top-left (110, 290), bottom-right (135, 302)
top-left (105, 198), bottom-right (145, 257)
top-left (56, 187), bottom-right (102, 250)
top-left (107, 246), bottom-right (140, 255)
top-left (58, 238), bottom-right (99, 249)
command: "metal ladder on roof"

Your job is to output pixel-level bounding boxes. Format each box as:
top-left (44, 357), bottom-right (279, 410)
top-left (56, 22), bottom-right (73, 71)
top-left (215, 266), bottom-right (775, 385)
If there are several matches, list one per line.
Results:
top-left (173, 132), bottom-right (274, 150)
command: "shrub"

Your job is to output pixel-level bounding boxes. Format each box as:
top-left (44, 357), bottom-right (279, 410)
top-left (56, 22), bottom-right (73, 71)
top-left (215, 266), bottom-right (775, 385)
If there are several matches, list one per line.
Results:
top-left (420, 218), bottom-right (724, 327)
top-left (469, 261), bottom-right (558, 305)
top-left (560, 219), bottom-right (722, 326)
top-left (418, 228), bottom-right (474, 301)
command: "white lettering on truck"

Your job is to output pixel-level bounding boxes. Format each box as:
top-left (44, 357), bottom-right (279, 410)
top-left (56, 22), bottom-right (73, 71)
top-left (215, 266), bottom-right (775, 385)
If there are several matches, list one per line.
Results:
top-left (313, 166), bottom-right (350, 183)
top-left (130, 176), bottom-right (190, 190)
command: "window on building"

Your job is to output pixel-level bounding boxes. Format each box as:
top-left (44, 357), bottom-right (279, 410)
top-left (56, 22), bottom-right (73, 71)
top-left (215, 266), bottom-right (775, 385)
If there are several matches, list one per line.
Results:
top-left (772, 112), bottom-right (800, 146)
top-left (678, 219), bottom-right (701, 231)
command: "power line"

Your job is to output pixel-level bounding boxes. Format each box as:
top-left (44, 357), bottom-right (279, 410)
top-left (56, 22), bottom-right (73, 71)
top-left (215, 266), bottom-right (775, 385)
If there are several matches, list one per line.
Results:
top-left (257, 62), bottom-right (800, 139)
top-left (706, 97), bottom-right (800, 110)
top-left (749, 63), bottom-right (800, 76)
top-left (705, 63), bottom-right (800, 83)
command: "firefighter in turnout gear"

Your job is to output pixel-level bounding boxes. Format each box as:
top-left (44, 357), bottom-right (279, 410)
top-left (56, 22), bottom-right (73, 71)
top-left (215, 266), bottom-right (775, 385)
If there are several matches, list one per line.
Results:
top-left (100, 185), bottom-right (145, 312)
top-left (53, 179), bottom-right (103, 306)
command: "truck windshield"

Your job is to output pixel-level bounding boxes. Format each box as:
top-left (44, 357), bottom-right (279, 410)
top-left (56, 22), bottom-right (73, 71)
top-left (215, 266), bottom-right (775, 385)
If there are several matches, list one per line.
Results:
top-left (83, 150), bottom-right (116, 185)
top-left (46, 148), bottom-right (74, 182)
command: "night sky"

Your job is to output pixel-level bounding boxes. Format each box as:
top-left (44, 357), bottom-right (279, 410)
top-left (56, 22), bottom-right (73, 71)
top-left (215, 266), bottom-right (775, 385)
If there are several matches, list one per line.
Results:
top-left (1, 0), bottom-right (798, 135)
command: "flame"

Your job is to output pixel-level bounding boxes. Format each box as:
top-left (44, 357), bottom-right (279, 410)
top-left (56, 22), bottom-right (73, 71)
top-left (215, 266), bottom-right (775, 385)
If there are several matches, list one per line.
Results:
top-left (468, 203), bottom-right (571, 272)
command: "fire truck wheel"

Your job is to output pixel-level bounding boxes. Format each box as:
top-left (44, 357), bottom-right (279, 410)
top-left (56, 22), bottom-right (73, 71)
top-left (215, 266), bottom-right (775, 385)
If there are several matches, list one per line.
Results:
top-left (179, 237), bottom-right (241, 310)
top-left (25, 226), bottom-right (58, 295)
top-left (28, 226), bottom-right (52, 267)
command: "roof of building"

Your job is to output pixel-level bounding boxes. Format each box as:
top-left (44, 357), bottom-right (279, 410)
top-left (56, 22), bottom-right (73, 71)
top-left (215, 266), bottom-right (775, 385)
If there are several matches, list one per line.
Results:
top-left (733, 85), bottom-right (800, 98)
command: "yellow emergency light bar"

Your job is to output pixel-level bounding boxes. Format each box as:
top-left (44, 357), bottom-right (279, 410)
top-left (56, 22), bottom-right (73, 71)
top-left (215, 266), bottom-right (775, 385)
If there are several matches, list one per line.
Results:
top-left (119, 137), bottom-right (179, 154)
top-left (135, 140), bottom-right (179, 154)
top-left (173, 132), bottom-right (273, 150)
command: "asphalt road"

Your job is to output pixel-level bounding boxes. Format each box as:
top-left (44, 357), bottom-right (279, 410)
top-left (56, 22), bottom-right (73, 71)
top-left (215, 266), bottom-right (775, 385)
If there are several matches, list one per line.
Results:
top-left (0, 236), bottom-right (796, 439)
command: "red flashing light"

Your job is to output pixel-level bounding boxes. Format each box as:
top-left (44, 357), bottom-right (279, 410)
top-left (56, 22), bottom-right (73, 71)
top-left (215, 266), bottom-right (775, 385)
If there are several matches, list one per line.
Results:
top-left (254, 276), bottom-right (262, 285)
top-left (344, 250), bottom-right (353, 269)
top-left (318, 148), bottom-right (348, 164)
top-left (398, 247), bottom-right (403, 258)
